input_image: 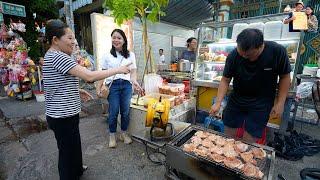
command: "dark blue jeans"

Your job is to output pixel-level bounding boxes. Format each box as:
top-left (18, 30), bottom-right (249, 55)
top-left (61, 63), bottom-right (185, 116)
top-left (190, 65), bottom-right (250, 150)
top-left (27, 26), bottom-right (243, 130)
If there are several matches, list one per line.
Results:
top-left (107, 79), bottom-right (132, 133)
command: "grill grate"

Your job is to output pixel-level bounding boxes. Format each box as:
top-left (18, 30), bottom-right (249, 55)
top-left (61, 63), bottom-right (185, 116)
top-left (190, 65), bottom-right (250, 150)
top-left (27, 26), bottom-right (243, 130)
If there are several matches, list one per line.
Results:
top-left (170, 126), bottom-right (273, 180)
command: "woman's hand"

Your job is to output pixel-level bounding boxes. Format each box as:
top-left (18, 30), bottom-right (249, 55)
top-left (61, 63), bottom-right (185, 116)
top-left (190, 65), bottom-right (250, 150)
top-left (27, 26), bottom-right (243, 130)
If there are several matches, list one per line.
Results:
top-left (132, 80), bottom-right (145, 96)
top-left (117, 63), bottom-right (132, 74)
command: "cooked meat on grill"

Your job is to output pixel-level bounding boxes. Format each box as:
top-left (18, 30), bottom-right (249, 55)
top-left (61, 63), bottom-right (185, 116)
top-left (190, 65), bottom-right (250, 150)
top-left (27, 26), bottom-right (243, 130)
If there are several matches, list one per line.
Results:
top-left (225, 138), bottom-right (235, 145)
top-left (194, 131), bottom-right (209, 139)
top-left (242, 163), bottom-right (264, 179)
top-left (240, 151), bottom-right (257, 165)
top-left (202, 139), bottom-right (214, 148)
top-left (183, 143), bottom-right (197, 152)
top-left (223, 157), bottom-right (244, 169)
top-left (215, 136), bottom-right (227, 146)
top-left (234, 141), bottom-right (249, 153)
top-left (223, 144), bottom-right (238, 158)
top-left (210, 145), bottom-right (224, 155)
top-left (194, 146), bottom-right (210, 157)
top-left (208, 153), bottom-right (225, 163)
top-left (252, 147), bottom-right (267, 159)
top-left (191, 136), bottom-right (202, 146)
top-left (208, 134), bottom-right (218, 142)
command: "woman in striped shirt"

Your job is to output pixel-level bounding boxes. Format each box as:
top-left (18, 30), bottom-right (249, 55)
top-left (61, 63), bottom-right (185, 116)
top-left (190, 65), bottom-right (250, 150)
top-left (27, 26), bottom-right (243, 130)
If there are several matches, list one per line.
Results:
top-left (43, 19), bottom-right (131, 180)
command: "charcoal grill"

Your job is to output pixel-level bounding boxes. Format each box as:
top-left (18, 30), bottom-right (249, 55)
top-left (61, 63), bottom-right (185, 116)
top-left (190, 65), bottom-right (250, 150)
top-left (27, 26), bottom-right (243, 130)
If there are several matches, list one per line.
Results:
top-left (165, 125), bottom-right (275, 180)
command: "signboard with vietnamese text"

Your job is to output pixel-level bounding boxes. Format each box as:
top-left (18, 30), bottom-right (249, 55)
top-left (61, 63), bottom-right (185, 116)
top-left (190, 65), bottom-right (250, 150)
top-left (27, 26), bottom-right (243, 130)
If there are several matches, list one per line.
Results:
top-left (292, 12), bottom-right (308, 30)
top-left (0, 1), bottom-right (26, 17)
top-left (230, 0), bottom-right (298, 16)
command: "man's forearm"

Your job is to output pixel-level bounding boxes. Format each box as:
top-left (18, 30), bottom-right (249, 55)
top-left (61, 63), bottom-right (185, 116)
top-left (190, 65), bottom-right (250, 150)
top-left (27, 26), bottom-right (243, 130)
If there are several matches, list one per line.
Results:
top-left (277, 74), bottom-right (291, 105)
top-left (216, 77), bottom-right (231, 104)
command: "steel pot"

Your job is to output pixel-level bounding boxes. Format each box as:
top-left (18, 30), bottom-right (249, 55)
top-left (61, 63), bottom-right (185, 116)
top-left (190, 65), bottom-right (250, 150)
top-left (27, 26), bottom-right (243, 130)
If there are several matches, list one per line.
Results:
top-left (178, 59), bottom-right (191, 72)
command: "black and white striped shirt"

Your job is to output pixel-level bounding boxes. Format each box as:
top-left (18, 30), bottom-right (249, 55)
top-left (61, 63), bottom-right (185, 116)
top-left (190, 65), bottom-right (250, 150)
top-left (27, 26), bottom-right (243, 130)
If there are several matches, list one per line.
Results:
top-left (43, 50), bottom-right (80, 118)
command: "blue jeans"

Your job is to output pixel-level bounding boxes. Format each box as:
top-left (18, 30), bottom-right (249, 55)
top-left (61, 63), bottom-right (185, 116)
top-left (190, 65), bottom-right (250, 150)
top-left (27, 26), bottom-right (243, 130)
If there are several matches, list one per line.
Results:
top-left (107, 79), bottom-right (132, 133)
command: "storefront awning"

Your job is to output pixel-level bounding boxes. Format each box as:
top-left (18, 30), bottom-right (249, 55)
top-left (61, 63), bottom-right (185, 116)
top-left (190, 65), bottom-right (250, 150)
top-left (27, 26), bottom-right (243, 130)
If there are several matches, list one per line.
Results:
top-left (161, 0), bottom-right (214, 29)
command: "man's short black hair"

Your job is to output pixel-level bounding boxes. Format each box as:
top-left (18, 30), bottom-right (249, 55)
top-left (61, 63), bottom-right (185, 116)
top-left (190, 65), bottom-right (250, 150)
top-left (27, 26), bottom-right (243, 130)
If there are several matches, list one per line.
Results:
top-left (159, 49), bottom-right (164, 52)
top-left (236, 28), bottom-right (264, 51)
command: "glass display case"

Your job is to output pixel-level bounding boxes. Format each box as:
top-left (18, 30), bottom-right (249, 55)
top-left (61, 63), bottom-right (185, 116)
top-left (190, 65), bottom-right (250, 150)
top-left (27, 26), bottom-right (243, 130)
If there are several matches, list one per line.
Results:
top-left (195, 39), bottom-right (300, 85)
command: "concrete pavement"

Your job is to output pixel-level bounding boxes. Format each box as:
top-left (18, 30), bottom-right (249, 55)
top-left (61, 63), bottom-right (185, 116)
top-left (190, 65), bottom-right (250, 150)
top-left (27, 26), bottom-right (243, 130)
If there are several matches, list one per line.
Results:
top-left (0, 96), bottom-right (319, 180)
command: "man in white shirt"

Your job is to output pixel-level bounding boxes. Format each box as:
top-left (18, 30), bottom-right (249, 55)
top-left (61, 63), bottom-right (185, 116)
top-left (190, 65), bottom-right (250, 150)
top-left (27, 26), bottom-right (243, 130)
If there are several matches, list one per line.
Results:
top-left (159, 49), bottom-right (165, 64)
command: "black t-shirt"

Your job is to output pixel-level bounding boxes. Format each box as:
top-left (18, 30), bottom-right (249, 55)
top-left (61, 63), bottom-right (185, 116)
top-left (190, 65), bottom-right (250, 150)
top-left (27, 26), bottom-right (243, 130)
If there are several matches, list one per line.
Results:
top-left (223, 41), bottom-right (291, 111)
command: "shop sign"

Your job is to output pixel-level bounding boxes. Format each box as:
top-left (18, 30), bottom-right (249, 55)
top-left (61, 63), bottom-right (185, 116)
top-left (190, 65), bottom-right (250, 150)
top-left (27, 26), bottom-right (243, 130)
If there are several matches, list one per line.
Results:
top-left (306, 34), bottom-right (320, 55)
top-left (231, 2), bottom-right (260, 13)
top-left (0, 2), bottom-right (26, 17)
top-left (231, 0), bottom-right (297, 14)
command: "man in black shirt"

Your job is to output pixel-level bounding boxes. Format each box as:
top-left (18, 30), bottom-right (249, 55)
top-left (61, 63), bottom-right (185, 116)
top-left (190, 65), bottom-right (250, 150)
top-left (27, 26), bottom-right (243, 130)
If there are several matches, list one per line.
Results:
top-left (210, 29), bottom-right (291, 142)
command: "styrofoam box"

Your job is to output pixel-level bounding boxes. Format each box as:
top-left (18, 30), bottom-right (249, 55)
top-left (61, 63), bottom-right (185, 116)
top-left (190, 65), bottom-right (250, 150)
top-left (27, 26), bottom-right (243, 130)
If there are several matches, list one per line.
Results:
top-left (281, 23), bottom-right (300, 40)
top-left (248, 22), bottom-right (265, 33)
top-left (232, 23), bottom-right (249, 41)
top-left (264, 21), bottom-right (283, 40)
top-left (142, 93), bottom-right (176, 107)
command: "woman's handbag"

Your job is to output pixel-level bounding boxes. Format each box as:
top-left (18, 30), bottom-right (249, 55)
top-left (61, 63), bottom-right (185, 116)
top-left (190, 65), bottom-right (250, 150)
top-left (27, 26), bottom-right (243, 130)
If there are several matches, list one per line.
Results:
top-left (99, 76), bottom-right (115, 98)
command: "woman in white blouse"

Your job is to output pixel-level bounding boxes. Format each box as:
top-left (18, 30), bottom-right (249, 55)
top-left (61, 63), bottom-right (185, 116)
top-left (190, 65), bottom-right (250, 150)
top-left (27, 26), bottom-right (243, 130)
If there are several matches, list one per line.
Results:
top-left (97, 29), bottom-right (144, 148)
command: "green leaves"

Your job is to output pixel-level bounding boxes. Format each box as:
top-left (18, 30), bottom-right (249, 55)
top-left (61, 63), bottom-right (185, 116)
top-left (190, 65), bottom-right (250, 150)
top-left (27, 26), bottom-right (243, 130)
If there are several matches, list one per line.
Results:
top-left (103, 0), bottom-right (169, 25)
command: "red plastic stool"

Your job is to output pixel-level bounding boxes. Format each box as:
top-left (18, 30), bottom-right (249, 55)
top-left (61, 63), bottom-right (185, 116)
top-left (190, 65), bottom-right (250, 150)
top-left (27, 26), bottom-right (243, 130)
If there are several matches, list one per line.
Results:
top-left (235, 123), bottom-right (267, 145)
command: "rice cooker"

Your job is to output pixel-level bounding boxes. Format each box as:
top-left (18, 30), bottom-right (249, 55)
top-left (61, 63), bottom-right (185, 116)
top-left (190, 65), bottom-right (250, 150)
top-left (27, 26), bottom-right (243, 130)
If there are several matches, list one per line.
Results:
top-left (178, 59), bottom-right (191, 72)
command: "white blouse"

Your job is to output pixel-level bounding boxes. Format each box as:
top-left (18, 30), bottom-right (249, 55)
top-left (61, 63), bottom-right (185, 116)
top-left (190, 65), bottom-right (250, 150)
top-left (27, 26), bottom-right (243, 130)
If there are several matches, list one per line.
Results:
top-left (100, 51), bottom-right (137, 84)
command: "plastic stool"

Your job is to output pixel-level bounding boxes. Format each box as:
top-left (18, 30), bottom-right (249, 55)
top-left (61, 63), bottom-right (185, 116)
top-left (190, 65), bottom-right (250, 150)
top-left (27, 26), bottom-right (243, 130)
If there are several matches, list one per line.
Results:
top-left (204, 116), bottom-right (224, 133)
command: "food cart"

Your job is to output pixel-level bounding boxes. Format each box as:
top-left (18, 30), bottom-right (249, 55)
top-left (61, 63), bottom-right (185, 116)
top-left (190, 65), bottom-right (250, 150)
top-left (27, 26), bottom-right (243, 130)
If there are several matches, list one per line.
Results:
top-left (193, 13), bottom-right (304, 129)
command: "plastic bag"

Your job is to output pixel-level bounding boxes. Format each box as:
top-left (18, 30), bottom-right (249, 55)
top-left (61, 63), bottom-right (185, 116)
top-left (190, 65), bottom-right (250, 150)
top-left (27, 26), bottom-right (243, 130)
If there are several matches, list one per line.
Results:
top-left (296, 82), bottom-right (313, 99)
top-left (144, 73), bottom-right (162, 95)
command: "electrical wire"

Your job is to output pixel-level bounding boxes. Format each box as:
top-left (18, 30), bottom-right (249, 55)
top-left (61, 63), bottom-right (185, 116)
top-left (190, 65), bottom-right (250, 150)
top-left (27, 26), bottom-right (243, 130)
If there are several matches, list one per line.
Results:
top-left (142, 141), bottom-right (166, 166)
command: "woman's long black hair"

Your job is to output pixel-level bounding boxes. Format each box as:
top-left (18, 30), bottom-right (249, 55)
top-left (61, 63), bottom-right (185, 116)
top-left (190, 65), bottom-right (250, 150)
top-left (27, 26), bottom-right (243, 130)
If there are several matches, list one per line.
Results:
top-left (306, 6), bottom-right (314, 16)
top-left (110, 29), bottom-right (130, 58)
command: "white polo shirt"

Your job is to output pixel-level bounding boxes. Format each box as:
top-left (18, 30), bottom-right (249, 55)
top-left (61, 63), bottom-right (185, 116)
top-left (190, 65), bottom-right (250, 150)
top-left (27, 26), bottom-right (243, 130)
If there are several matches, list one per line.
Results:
top-left (159, 54), bottom-right (165, 64)
top-left (100, 51), bottom-right (137, 85)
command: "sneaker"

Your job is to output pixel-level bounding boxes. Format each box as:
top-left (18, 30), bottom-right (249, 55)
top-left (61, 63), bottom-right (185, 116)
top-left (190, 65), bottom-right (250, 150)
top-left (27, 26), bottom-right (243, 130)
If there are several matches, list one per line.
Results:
top-left (82, 165), bottom-right (88, 172)
top-left (78, 165), bottom-right (88, 177)
top-left (108, 133), bottom-right (117, 148)
top-left (119, 132), bottom-right (132, 144)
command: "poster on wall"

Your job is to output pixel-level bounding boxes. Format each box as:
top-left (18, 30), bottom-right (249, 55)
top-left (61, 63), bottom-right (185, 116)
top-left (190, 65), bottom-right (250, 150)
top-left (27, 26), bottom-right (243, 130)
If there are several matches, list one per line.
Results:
top-left (90, 13), bottom-right (133, 70)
